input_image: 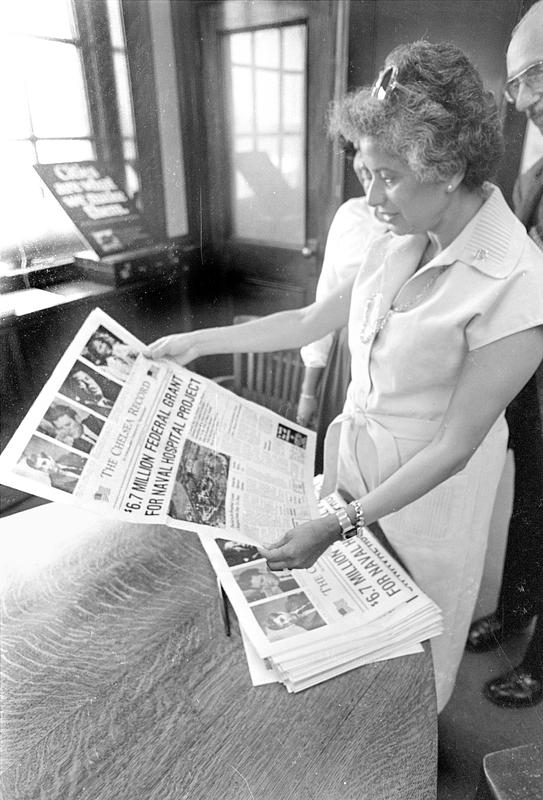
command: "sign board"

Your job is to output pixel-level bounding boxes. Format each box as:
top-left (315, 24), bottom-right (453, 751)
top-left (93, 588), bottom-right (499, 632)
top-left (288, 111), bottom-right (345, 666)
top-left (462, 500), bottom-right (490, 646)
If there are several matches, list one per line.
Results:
top-left (34, 161), bottom-right (158, 259)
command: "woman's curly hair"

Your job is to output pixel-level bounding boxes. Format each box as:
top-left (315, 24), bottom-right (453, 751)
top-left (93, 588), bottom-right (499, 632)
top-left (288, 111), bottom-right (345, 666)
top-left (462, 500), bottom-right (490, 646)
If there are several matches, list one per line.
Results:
top-left (329, 41), bottom-right (504, 190)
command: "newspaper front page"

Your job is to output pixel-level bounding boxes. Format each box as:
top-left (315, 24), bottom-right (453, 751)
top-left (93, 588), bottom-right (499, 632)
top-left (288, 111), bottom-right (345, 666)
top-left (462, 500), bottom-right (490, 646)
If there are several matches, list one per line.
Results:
top-left (199, 514), bottom-right (443, 691)
top-left (0, 308), bottom-right (319, 547)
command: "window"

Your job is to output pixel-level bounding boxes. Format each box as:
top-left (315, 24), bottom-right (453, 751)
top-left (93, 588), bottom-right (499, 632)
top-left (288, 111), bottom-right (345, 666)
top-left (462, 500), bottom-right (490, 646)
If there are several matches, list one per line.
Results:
top-left (224, 23), bottom-right (307, 246)
top-left (0, 0), bottom-right (139, 277)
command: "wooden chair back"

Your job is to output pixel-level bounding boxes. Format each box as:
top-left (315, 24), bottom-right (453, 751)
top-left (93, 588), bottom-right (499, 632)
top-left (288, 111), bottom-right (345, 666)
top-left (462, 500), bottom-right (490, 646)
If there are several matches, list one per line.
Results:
top-left (222, 315), bottom-right (304, 421)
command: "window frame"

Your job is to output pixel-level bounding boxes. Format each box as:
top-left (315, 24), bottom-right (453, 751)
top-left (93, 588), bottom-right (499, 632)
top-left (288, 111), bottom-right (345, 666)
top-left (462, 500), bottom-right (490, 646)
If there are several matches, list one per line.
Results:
top-left (75, 0), bottom-right (125, 175)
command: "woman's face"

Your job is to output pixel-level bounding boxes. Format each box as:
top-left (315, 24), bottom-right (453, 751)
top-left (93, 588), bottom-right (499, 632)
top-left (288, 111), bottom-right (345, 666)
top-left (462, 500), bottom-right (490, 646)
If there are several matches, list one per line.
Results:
top-left (358, 137), bottom-right (451, 236)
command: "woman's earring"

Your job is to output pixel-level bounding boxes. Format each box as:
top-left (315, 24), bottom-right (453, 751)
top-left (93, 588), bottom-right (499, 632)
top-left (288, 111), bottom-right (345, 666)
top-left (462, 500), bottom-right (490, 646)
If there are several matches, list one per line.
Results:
top-left (447, 184), bottom-right (453, 192)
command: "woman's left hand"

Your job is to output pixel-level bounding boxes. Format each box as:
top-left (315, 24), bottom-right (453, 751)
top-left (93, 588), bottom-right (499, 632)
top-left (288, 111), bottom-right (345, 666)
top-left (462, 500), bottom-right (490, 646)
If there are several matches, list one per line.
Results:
top-left (259, 515), bottom-right (339, 571)
top-left (143, 332), bottom-right (200, 365)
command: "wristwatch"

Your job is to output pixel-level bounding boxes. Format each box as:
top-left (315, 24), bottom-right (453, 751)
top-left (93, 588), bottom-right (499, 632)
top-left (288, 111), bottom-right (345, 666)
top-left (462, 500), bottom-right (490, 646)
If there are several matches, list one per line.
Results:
top-left (334, 506), bottom-right (358, 540)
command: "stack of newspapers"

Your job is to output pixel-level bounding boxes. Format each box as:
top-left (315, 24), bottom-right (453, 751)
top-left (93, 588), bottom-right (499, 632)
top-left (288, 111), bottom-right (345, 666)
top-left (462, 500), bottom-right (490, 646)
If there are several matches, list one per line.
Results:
top-left (199, 492), bottom-right (444, 692)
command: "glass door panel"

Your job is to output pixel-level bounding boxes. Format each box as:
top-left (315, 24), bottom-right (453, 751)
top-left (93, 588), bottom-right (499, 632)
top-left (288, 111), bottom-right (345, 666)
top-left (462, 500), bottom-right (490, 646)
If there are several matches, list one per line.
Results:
top-left (225, 23), bottom-right (307, 246)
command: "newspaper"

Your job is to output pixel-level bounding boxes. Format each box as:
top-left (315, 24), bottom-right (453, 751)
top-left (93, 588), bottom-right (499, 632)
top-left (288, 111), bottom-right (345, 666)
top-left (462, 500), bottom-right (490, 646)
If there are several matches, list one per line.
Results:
top-left (0, 308), bottom-right (319, 547)
top-left (199, 496), bottom-right (444, 692)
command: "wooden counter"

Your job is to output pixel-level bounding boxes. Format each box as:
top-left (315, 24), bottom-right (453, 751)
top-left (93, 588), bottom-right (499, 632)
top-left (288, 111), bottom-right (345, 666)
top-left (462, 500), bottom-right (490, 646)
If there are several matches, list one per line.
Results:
top-left (0, 503), bottom-right (438, 799)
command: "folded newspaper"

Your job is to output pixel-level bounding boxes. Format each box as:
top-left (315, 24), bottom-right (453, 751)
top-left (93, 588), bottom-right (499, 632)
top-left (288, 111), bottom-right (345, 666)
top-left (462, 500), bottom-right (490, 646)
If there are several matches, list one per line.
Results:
top-left (199, 491), bottom-right (443, 692)
top-left (0, 308), bottom-right (443, 690)
top-left (0, 308), bottom-right (319, 547)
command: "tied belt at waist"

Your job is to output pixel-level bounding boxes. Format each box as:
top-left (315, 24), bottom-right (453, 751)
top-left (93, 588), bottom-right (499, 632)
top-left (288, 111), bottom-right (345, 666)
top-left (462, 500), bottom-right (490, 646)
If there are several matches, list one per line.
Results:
top-left (328, 403), bottom-right (442, 486)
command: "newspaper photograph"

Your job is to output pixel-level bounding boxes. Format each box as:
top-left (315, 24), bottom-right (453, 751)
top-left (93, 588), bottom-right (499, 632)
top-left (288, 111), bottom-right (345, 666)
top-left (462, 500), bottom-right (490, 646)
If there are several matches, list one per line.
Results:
top-left (0, 308), bottom-right (319, 547)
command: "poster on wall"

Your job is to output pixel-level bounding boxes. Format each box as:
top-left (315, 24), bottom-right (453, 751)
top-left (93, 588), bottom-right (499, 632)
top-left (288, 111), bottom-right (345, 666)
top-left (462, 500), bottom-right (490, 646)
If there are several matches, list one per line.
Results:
top-left (34, 161), bottom-right (158, 259)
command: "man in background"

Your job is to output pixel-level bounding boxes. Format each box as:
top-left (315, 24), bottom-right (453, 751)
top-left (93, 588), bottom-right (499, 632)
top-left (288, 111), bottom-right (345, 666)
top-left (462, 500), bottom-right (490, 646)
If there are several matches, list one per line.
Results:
top-left (466, 0), bottom-right (543, 708)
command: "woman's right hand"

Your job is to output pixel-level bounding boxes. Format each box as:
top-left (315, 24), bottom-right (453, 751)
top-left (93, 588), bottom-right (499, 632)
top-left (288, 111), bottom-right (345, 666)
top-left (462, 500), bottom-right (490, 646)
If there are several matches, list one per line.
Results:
top-left (143, 332), bottom-right (201, 365)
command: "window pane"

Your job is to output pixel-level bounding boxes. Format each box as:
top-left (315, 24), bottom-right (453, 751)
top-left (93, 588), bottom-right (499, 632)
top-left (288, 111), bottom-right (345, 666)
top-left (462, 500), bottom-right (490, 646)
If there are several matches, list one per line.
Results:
top-left (106, 0), bottom-right (125, 49)
top-left (281, 134), bottom-right (304, 190)
top-left (233, 135), bottom-right (254, 154)
top-left (255, 136), bottom-right (280, 168)
top-left (283, 25), bottom-right (305, 71)
top-left (282, 73), bottom-right (304, 131)
top-left (229, 31), bottom-right (252, 65)
top-left (0, 142), bottom-right (82, 266)
top-left (234, 171), bottom-right (253, 202)
top-left (0, 141), bottom-right (40, 215)
top-left (254, 28), bottom-right (280, 68)
top-left (226, 24), bottom-right (306, 246)
top-left (0, 38), bottom-right (31, 138)
top-left (231, 66), bottom-right (254, 134)
top-left (4, 0), bottom-right (75, 39)
top-left (15, 190), bottom-right (84, 266)
top-left (35, 139), bottom-right (95, 163)
top-left (233, 147), bottom-right (301, 244)
top-left (113, 51), bottom-right (134, 138)
top-left (255, 69), bottom-right (280, 133)
top-left (25, 39), bottom-right (91, 137)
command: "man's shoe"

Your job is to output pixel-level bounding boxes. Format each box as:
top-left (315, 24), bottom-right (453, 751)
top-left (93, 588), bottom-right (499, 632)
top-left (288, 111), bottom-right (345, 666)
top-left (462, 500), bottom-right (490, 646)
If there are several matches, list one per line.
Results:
top-left (465, 612), bottom-right (531, 653)
top-left (484, 667), bottom-right (543, 708)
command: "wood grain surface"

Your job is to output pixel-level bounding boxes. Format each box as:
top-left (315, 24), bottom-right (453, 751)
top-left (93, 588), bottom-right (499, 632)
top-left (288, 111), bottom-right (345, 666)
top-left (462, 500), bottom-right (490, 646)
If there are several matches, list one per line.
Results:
top-left (0, 503), bottom-right (437, 799)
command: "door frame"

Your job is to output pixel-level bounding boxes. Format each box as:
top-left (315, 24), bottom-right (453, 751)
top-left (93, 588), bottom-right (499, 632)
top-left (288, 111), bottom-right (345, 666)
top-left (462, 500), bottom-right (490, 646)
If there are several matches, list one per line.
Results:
top-left (197, 0), bottom-right (350, 309)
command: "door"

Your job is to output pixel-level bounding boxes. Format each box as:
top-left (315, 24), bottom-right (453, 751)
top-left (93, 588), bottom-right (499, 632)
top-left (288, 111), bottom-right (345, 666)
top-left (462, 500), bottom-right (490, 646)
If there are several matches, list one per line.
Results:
top-left (199, 0), bottom-right (348, 315)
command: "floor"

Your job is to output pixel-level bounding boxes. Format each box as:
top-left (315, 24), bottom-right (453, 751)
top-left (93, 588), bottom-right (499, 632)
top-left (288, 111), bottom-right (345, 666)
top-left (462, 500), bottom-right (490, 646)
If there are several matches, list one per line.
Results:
top-left (1, 454), bottom-right (542, 799)
top-left (438, 628), bottom-right (543, 799)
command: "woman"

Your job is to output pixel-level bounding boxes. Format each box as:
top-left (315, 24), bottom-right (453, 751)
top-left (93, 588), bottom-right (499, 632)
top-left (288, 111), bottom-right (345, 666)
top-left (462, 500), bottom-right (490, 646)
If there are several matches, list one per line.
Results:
top-left (146, 41), bottom-right (543, 711)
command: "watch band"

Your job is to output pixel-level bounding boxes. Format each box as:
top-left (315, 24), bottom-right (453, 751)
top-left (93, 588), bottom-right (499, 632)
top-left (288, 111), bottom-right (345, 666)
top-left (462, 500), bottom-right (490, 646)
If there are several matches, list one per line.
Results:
top-left (334, 506), bottom-right (358, 540)
top-left (352, 499), bottom-right (366, 531)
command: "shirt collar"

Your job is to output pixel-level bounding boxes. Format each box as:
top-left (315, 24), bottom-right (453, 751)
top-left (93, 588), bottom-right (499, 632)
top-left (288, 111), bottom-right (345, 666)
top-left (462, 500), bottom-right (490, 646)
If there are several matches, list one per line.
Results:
top-left (428, 184), bottom-right (525, 279)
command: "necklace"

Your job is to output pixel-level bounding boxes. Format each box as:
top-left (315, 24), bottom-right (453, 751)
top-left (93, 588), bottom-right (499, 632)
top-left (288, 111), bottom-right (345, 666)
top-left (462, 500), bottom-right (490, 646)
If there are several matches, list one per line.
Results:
top-left (359, 266), bottom-right (447, 344)
top-left (391, 266), bottom-right (445, 313)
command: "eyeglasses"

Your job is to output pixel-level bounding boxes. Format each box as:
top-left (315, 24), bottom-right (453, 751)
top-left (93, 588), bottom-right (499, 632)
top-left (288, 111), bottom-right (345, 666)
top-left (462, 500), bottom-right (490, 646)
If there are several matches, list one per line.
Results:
top-left (504, 61), bottom-right (543, 103)
top-left (371, 63), bottom-right (449, 111)
top-left (371, 65), bottom-right (405, 101)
